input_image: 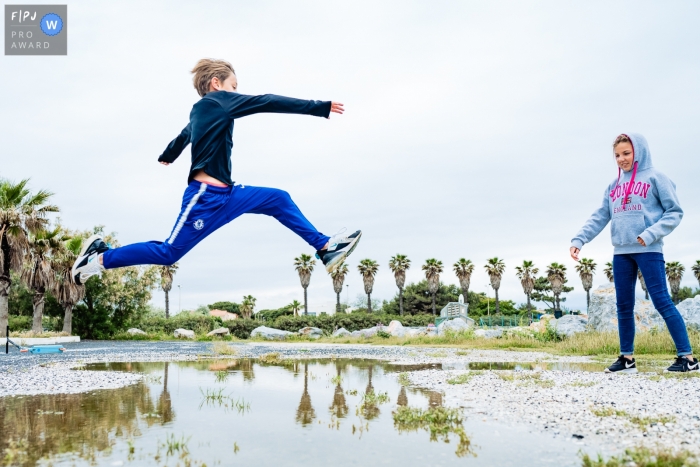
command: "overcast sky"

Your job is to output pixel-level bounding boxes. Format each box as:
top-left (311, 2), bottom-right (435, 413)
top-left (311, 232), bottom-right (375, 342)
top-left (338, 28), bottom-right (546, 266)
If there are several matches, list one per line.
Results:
top-left (3, 1), bottom-right (700, 314)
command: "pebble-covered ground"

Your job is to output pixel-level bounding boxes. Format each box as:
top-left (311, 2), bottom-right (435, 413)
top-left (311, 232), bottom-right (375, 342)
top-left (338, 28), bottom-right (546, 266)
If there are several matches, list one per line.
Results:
top-left (2, 340), bottom-right (698, 456)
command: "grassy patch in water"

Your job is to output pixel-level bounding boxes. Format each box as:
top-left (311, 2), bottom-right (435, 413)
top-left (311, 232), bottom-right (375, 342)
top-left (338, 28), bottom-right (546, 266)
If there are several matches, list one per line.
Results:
top-left (447, 371), bottom-right (483, 385)
top-left (397, 372), bottom-right (411, 386)
top-left (580, 446), bottom-right (698, 467)
top-left (258, 352), bottom-right (284, 364)
top-left (393, 406), bottom-right (475, 457)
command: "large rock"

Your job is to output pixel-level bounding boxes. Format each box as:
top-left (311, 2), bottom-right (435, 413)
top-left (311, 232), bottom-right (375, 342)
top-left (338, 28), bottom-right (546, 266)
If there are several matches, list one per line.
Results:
top-left (588, 285), bottom-right (665, 332)
top-left (298, 326), bottom-right (323, 339)
top-left (405, 327), bottom-right (427, 337)
top-left (207, 327), bottom-right (230, 337)
top-left (332, 327), bottom-right (351, 337)
top-left (437, 318), bottom-right (472, 335)
top-left (678, 296), bottom-right (700, 331)
top-left (174, 328), bottom-right (195, 339)
top-left (474, 329), bottom-right (503, 339)
top-left (553, 315), bottom-right (588, 337)
top-left (351, 326), bottom-right (379, 338)
top-left (386, 320), bottom-right (406, 337)
top-left (250, 326), bottom-right (294, 340)
top-left (127, 328), bottom-right (146, 336)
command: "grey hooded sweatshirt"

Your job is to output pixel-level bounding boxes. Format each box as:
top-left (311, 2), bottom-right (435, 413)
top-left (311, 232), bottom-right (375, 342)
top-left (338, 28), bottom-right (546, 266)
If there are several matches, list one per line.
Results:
top-left (571, 133), bottom-right (683, 255)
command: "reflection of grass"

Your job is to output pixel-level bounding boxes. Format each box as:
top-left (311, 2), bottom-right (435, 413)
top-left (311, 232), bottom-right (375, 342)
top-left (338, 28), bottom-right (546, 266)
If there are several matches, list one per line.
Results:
top-left (258, 352), bottom-right (284, 364)
top-left (199, 387), bottom-right (250, 413)
top-left (215, 370), bottom-right (229, 383)
top-left (161, 433), bottom-right (190, 456)
top-left (397, 372), bottom-right (411, 386)
top-left (580, 446), bottom-right (698, 467)
top-left (447, 371), bottom-right (483, 385)
top-left (393, 407), bottom-right (476, 457)
top-left (200, 387), bottom-right (227, 405)
top-left (2, 438), bottom-right (29, 465)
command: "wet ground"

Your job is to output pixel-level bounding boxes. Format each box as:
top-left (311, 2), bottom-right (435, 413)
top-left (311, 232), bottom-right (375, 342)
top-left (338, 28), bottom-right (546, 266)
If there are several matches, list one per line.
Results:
top-left (0, 358), bottom-right (596, 467)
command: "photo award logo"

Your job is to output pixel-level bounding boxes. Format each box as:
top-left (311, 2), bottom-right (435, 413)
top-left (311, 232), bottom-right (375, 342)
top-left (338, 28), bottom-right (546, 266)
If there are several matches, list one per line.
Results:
top-left (5, 5), bottom-right (67, 55)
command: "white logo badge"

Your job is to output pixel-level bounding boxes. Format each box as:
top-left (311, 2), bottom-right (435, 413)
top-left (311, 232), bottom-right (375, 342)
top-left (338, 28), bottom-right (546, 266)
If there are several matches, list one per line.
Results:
top-left (193, 219), bottom-right (205, 230)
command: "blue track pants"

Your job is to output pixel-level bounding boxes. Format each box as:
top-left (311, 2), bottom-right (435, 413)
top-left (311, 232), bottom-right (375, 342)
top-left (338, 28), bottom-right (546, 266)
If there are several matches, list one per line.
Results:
top-left (102, 182), bottom-right (330, 269)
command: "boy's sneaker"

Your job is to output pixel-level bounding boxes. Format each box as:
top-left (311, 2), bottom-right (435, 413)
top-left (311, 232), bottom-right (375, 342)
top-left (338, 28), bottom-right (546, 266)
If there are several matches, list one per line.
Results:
top-left (666, 356), bottom-right (700, 373)
top-left (316, 229), bottom-right (362, 273)
top-left (604, 355), bottom-right (638, 374)
top-left (71, 234), bottom-right (109, 285)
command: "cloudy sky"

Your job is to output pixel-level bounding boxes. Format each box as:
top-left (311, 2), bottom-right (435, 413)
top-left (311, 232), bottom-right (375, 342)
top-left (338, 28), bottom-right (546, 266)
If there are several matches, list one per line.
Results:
top-left (3, 1), bottom-right (700, 314)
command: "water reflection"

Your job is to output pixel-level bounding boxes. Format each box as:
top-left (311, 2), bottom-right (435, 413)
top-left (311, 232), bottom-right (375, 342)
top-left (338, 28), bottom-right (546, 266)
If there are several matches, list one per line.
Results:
top-left (295, 362), bottom-right (315, 426)
top-left (330, 363), bottom-right (348, 418)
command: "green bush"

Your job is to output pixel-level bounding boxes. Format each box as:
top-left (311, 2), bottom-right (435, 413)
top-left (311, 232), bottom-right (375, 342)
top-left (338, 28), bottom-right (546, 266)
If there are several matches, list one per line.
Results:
top-left (8, 315), bottom-right (31, 332)
top-left (224, 319), bottom-right (260, 339)
top-left (135, 313), bottom-right (223, 336)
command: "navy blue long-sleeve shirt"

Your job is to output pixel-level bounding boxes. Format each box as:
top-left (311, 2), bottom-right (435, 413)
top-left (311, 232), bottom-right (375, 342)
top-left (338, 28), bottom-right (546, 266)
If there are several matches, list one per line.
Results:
top-left (158, 91), bottom-right (332, 185)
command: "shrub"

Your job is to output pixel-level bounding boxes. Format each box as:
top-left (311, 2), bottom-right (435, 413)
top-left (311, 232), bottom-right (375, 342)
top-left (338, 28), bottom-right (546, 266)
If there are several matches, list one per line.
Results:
top-left (224, 319), bottom-right (260, 339)
top-left (135, 313), bottom-right (222, 336)
top-left (8, 315), bottom-right (31, 332)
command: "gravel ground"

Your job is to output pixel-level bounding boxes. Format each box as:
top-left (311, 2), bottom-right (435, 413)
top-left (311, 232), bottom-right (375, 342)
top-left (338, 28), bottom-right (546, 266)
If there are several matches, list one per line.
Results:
top-left (2, 340), bottom-right (698, 456)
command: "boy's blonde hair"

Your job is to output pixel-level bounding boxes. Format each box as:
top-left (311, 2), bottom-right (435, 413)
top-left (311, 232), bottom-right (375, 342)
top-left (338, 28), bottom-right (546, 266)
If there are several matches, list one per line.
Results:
top-left (613, 134), bottom-right (631, 148)
top-left (191, 59), bottom-right (235, 97)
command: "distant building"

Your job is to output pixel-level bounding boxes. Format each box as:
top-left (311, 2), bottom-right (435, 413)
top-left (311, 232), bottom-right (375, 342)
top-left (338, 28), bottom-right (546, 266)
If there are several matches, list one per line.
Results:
top-left (209, 309), bottom-right (238, 321)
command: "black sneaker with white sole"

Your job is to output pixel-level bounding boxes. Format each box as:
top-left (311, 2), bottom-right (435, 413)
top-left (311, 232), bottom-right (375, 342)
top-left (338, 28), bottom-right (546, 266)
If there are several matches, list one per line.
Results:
top-left (604, 355), bottom-right (638, 374)
top-left (72, 234), bottom-right (110, 285)
top-left (666, 356), bottom-right (700, 373)
top-left (316, 229), bottom-right (362, 273)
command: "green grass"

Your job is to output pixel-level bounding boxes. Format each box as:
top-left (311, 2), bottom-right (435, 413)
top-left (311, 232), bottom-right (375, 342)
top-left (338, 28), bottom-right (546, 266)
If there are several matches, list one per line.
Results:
top-left (497, 371), bottom-right (554, 388)
top-left (215, 370), bottom-right (229, 383)
top-left (393, 406), bottom-right (475, 457)
top-left (591, 406), bottom-right (628, 418)
top-left (330, 374), bottom-right (343, 385)
top-left (447, 371), bottom-right (483, 385)
top-left (581, 446), bottom-right (698, 467)
top-left (212, 341), bottom-right (237, 356)
top-left (566, 380), bottom-right (597, 388)
top-left (257, 352), bottom-right (284, 364)
top-left (590, 407), bottom-right (674, 431)
top-left (397, 372), bottom-right (411, 386)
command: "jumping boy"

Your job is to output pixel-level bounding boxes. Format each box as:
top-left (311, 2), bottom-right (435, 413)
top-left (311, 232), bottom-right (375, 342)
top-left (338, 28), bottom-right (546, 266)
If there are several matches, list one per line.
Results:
top-left (72, 59), bottom-right (361, 284)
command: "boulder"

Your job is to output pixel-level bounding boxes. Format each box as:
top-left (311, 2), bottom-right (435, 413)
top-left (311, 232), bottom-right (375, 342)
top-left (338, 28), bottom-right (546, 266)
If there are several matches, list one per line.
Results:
top-left (351, 326), bottom-right (379, 338)
top-left (405, 327), bottom-right (426, 337)
top-left (298, 326), bottom-right (323, 339)
top-left (332, 327), bottom-right (351, 338)
top-left (474, 329), bottom-right (503, 339)
top-left (552, 315), bottom-right (588, 337)
top-left (678, 296), bottom-right (700, 331)
top-left (207, 327), bottom-right (230, 337)
top-left (437, 318), bottom-right (472, 336)
top-left (127, 328), bottom-right (146, 336)
top-left (174, 328), bottom-right (195, 339)
top-left (386, 320), bottom-right (406, 337)
top-left (588, 285), bottom-right (665, 332)
top-left (250, 326), bottom-right (294, 340)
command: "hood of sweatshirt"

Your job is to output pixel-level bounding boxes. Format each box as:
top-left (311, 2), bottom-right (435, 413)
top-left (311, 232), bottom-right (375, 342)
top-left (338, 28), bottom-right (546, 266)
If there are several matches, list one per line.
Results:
top-left (624, 133), bottom-right (653, 171)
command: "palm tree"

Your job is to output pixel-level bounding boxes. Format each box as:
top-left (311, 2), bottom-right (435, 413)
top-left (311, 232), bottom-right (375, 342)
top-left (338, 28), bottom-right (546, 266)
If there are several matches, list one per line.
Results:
top-left (546, 262), bottom-right (567, 313)
top-left (0, 179), bottom-right (57, 337)
top-left (388, 254), bottom-right (411, 315)
top-left (294, 254), bottom-right (315, 315)
top-left (330, 262), bottom-right (349, 314)
top-left (484, 257), bottom-right (506, 314)
top-left (692, 261), bottom-right (700, 290)
top-left (638, 269), bottom-right (649, 300)
top-left (290, 299), bottom-right (302, 317)
top-left (357, 259), bottom-right (379, 313)
top-left (52, 235), bottom-right (85, 335)
top-left (574, 258), bottom-right (597, 311)
top-left (604, 262), bottom-right (614, 283)
top-left (159, 263), bottom-right (179, 319)
top-left (665, 261), bottom-right (685, 305)
top-left (453, 259), bottom-right (474, 303)
top-left (515, 260), bottom-right (538, 323)
top-left (240, 295), bottom-right (257, 319)
top-left (21, 226), bottom-right (65, 333)
top-left (422, 259), bottom-right (444, 315)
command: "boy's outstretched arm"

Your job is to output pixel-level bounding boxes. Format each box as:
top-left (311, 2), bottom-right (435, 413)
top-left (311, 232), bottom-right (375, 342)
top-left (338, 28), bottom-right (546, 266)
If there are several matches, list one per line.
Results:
top-left (222, 94), bottom-right (343, 120)
top-left (158, 123), bottom-right (192, 166)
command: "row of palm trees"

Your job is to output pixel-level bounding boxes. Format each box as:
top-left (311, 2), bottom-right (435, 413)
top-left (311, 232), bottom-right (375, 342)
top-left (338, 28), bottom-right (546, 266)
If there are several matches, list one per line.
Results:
top-left (292, 253), bottom-right (700, 317)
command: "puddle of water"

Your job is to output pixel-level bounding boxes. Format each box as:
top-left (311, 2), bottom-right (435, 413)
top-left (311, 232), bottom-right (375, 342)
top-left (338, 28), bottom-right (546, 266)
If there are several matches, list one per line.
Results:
top-left (0, 359), bottom-right (593, 466)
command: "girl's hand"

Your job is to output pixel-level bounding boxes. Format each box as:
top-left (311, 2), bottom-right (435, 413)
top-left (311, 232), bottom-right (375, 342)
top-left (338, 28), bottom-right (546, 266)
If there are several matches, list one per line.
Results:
top-left (570, 246), bottom-right (580, 261)
top-left (637, 237), bottom-right (646, 247)
top-left (328, 102), bottom-right (344, 118)
top-left (160, 161), bottom-right (170, 166)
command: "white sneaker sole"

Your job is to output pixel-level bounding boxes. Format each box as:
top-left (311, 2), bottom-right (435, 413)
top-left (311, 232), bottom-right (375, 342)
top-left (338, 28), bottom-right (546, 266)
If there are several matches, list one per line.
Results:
top-left (71, 234), bottom-right (103, 284)
top-left (325, 232), bottom-right (362, 273)
top-left (604, 368), bottom-right (638, 374)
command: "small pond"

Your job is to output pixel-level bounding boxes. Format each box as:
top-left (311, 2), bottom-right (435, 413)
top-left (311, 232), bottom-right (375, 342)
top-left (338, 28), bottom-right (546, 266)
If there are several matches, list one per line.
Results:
top-left (0, 359), bottom-right (594, 466)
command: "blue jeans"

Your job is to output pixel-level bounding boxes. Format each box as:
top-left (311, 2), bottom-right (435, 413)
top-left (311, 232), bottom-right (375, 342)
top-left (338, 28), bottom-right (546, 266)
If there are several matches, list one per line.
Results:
top-left (613, 253), bottom-right (692, 356)
top-left (103, 182), bottom-right (329, 268)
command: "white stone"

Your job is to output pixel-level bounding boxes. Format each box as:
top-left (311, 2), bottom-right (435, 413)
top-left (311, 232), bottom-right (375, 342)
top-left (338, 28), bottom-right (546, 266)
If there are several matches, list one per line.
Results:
top-left (351, 326), bottom-right (379, 338)
top-left (552, 315), bottom-right (588, 337)
top-left (174, 328), bottom-right (195, 339)
top-left (437, 318), bottom-right (473, 336)
top-left (250, 326), bottom-right (294, 340)
top-left (677, 295), bottom-right (700, 331)
top-left (332, 327), bottom-right (351, 337)
top-left (588, 285), bottom-right (665, 332)
top-left (474, 329), bottom-right (503, 339)
top-left (127, 328), bottom-right (147, 336)
top-left (298, 326), bottom-right (323, 339)
top-left (405, 327), bottom-right (426, 337)
top-left (206, 327), bottom-right (230, 337)
top-left (386, 320), bottom-right (406, 337)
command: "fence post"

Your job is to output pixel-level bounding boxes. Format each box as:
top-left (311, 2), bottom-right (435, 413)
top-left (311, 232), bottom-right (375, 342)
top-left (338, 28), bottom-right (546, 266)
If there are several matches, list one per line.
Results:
top-left (5, 326), bottom-right (8, 354)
